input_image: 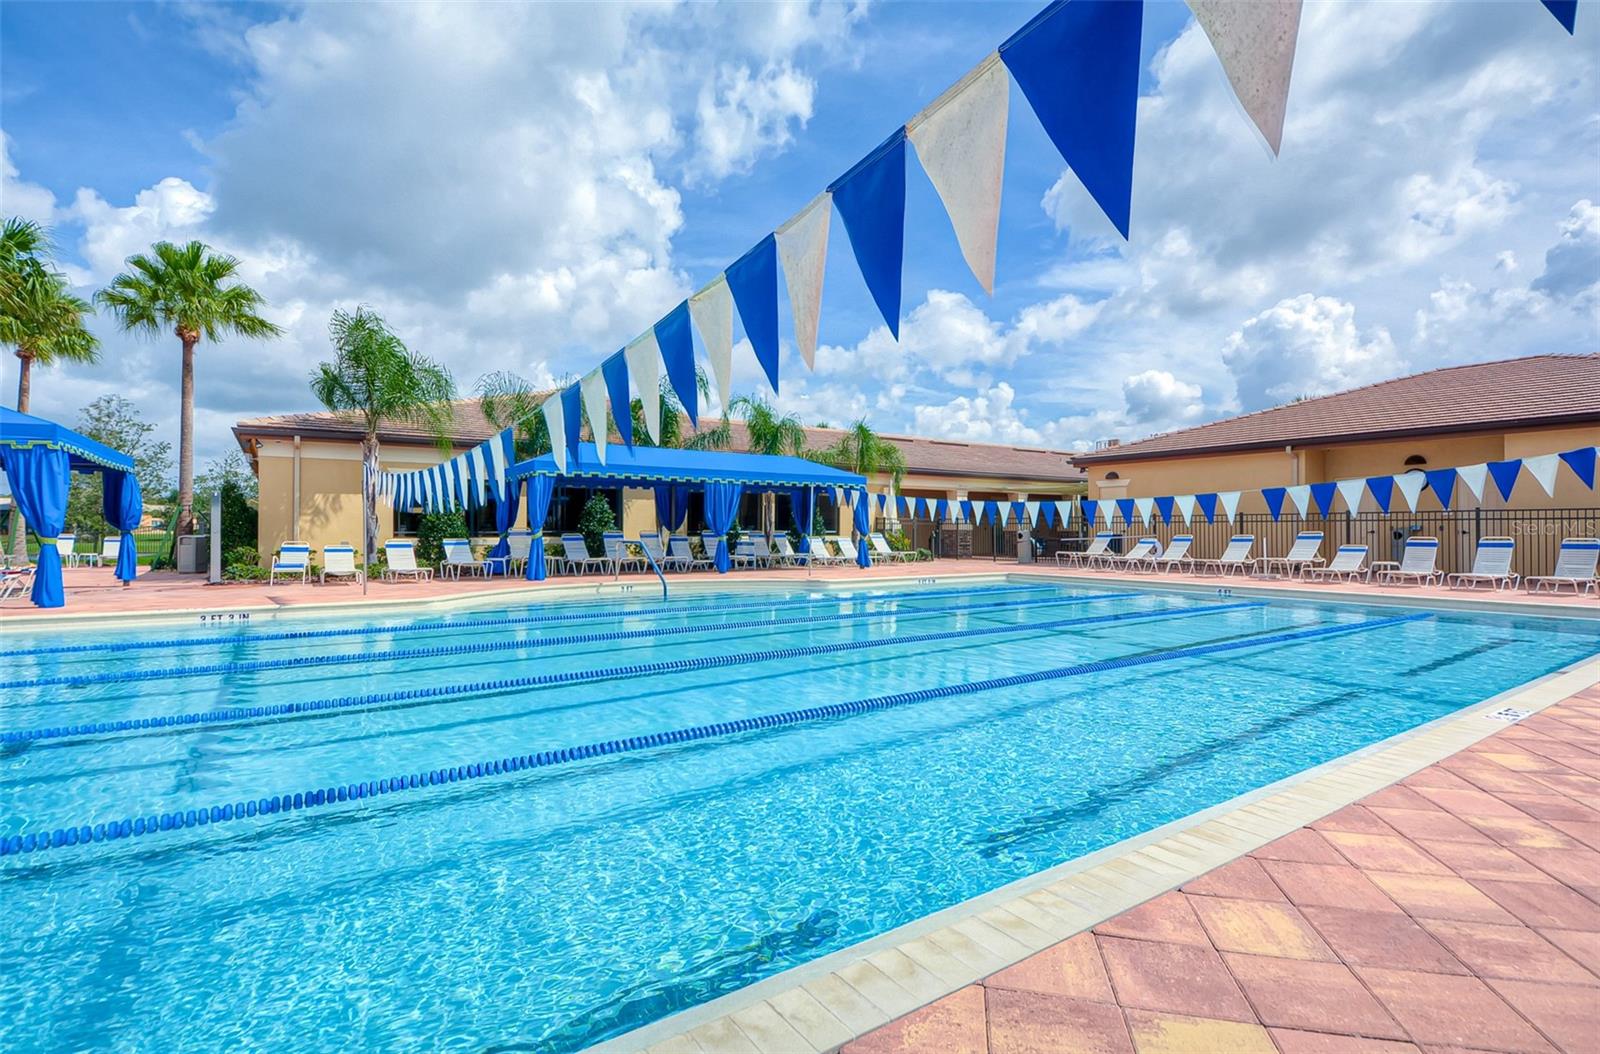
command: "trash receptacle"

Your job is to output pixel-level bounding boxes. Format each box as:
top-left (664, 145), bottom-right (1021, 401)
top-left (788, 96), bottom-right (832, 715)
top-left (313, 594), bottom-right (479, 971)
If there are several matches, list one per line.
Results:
top-left (1016, 534), bottom-right (1035, 564)
top-left (175, 534), bottom-right (210, 574)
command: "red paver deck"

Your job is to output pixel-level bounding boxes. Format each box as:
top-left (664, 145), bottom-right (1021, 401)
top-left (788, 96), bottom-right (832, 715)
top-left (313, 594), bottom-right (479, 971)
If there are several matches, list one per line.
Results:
top-left (844, 687), bottom-right (1600, 1054)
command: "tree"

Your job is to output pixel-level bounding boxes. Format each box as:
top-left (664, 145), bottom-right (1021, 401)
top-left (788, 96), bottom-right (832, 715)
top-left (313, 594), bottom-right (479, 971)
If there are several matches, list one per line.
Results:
top-left (729, 394), bottom-right (806, 538)
top-left (477, 369), bottom-right (558, 462)
top-left (64, 396), bottom-right (173, 543)
top-left (310, 307), bottom-right (455, 561)
top-left (2, 218), bottom-right (101, 558)
top-left (814, 418), bottom-right (906, 487)
top-left (193, 450), bottom-right (259, 554)
top-left (577, 491), bottom-right (616, 557)
top-left (96, 240), bottom-right (281, 537)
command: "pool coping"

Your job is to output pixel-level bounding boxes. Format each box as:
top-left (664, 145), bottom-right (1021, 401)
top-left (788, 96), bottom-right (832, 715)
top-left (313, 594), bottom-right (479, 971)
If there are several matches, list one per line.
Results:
top-left (592, 648), bottom-right (1600, 1054)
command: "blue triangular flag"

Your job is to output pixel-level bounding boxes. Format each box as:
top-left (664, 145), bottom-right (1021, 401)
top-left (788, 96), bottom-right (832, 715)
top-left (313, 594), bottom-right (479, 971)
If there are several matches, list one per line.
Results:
top-left (1082, 499), bottom-right (1098, 525)
top-left (1000, 0), bottom-right (1143, 238)
top-left (1424, 468), bottom-right (1457, 510)
top-left (1486, 459), bottom-right (1521, 502)
top-left (1309, 482), bottom-right (1338, 517)
top-left (560, 383), bottom-right (583, 465)
top-left (1154, 495), bottom-right (1175, 524)
top-left (960, 499), bottom-right (975, 522)
top-left (601, 352), bottom-right (632, 449)
top-left (980, 499), bottom-right (997, 524)
top-left (1041, 501), bottom-right (1057, 528)
top-left (654, 301), bottom-right (698, 428)
top-left (725, 234), bottom-right (781, 392)
top-left (1364, 476), bottom-right (1394, 513)
top-left (827, 130), bottom-right (907, 337)
top-left (915, 497), bottom-right (929, 519)
top-left (1542, 0), bottom-right (1577, 33)
top-left (896, 495), bottom-right (910, 517)
top-left (1195, 493), bottom-right (1218, 524)
top-left (1559, 446), bottom-right (1596, 489)
top-left (1115, 497), bottom-right (1135, 524)
top-left (1262, 487), bottom-right (1287, 521)
top-left (935, 498), bottom-right (949, 522)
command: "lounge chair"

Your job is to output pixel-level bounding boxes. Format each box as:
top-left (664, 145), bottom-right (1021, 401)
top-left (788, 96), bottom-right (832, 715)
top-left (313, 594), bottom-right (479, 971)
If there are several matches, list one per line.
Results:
top-left (1, 565), bottom-right (36, 603)
top-left (751, 535), bottom-right (781, 567)
top-left (1257, 531), bottom-right (1325, 579)
top-left (1057, 531), bottom-right (1115, 569)
top-left (638, 534), bottom-right (677, 572)
top-left (869, 532), bottom-right (912, 562)
top-left (603, 531), bottom-right (645, 575)
top-left (1526, 537), bottom-right (1599, 596)
top-left (383, 540), bottom-right (433, 581)
top-left (1447, 537), bottom-right (1519, 592)
top-left (1376, 536), bottom-right (1441, 587)
top-left (806, 537), bottom-right (846, 566)
top-left (560, 534), bottom-right (608, 575)
top-left (1194, 535), bottom-right (1255, 577)
top-left (699, 531), bottom-right (728, 568)
top-left (55, 534), bottom-right (78, 568)
top-left (321, 544), bottom-right (364, 585)
top-left (81, 536), bottom-right (119, 568)
top-left (269, 542), bottom-right (311, 585)
top-left (668, 535), bottom-right (712, 571)
top-left (1304, 544), bottom-right (1370, 583)
top-left (1142, 534), bottom-right (1194, 573)
top-left (831, 534), bottom-right (862, 565)
top-left (772, 535), bottom-right (810, 567)
top-left (504, 530), bottom-right (534, 576)
top-left (731, 538), bottom-right (761, 569)
top-left (1100, 537), bottom-right (1159, 571)
top-left (440, 538), bottom-right (487, 578)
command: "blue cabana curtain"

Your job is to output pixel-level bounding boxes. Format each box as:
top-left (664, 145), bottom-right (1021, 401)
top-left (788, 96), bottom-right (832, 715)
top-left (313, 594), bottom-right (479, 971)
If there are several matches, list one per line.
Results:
top-left (101, 470), bottom-right (142, 583)
top-left (653, 484), bottom-right (690, 534)
top-left (792, 486), bottom-right (814, 553)
top-left (852, 490), bottom-right (873, 567)
top-left (487, 486), bottom-right (522, 566)
top-left (704, 481), bottom-right (742, 573)
top-left (523, 476), bottom-right (555, 581)
top-left (1, 444), bottom-right (70, 607)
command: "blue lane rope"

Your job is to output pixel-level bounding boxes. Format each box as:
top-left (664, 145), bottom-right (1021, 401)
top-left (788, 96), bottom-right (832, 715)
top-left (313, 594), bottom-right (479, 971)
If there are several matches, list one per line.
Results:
top-left (2, 602), bottom-right (1264, 745)
top-left (4, 583), bottom-right (1071, 660)
top-left (0, 613), bottom-right (1429, 858)
top-left (2, 591), bottom-right (1148, 693)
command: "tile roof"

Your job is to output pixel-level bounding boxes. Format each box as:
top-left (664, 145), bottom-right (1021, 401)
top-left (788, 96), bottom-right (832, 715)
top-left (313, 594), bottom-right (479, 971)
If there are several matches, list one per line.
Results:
top-left (235, 402), bottom-right (1084, 484)
top-left (1073, 354), bottom-right (1600, 465)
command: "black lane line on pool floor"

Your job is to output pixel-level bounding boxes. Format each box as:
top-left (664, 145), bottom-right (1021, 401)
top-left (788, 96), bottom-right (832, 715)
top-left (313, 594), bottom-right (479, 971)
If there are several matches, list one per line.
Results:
top-left (5, 583), bottom-right (1074, 661)
top-left (3, 601), bottom-right (1261, 748)
top-left (1, 590), bottom-right (1151, 695)
top-left (0, 612), bottom-right (1427, 859)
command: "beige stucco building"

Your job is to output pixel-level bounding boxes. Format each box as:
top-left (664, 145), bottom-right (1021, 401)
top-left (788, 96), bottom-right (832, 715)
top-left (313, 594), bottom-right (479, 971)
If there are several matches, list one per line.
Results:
top-left (233, 404), bottom-right (1086, 560)
top-left (1071, 354), bottom-right (1600, 512)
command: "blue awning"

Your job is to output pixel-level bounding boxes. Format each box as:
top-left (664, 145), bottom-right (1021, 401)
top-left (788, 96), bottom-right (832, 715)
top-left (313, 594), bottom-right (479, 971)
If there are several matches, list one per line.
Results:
top-left (0, 406), bottom-right (135, 473)
top-left (509, 443), bottom-right (866, 491)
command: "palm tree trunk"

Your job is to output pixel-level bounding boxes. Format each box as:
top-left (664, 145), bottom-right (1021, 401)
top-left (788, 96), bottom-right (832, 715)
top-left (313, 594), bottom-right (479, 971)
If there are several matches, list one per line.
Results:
top-left (362, 433), bottom-right (381, 565)
top-left (9, 352), bottom-right (31, 561)
top-left (175, 334), bottom-right (198, 536)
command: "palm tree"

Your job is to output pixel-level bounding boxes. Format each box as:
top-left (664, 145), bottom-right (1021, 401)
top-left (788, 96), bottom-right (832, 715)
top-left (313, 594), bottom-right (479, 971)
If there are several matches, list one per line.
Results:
top-left (477, 370), bottom-right (556, 461)
top-left (96, 241), bottom-right (281, 535)
top-left (311, 308), bottom-right (455, 562)
top-left (816, 418), bottom-right (906, 486)
top-left (2, 218), bottom-right (100, 559)
top-left (729, 394), bottom-right (805, 537)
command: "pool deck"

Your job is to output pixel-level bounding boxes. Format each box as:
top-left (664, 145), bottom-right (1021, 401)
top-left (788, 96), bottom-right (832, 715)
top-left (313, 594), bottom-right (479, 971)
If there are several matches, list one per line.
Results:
top-left (836, 685), bottom-right (1600, 1054)
top-left (1, 558), bottom-right (1593, 623)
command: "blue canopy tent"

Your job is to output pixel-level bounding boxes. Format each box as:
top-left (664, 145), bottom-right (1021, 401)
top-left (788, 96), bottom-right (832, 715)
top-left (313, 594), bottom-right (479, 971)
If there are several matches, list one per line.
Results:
top-left (507, 443), bottom-right (868, 577)
top-left (0, 406), bottom-right (142, 608)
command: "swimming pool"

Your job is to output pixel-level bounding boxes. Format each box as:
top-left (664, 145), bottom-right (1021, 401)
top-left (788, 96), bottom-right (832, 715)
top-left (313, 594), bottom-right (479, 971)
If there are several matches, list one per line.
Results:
top-left (2, 580), bottom-right (1595, 1052)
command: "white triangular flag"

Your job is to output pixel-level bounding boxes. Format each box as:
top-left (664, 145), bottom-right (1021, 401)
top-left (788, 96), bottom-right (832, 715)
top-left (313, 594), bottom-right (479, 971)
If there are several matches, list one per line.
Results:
top-left (776, 192), bottom-right (832, 368)
top-left (1456, 463), bottom-right (1488, 502)
top-left (689, 276), bottom-right (734, 415)
top-left (488, 429), bottom-right (509, 498)
top-left (1286, 484), bottom-right (1311, 519)
top-left (1395, 471), bottom-right (1427, 512)
top-left (1335, 478), bottom-right (1365, 515)
top-left (1024, 500), bottom-right (1040, 526)
top-left (996, 501), bottom-right (1010, 526)
top-left (906, 55), bottom-right (1008, 294)
top-left (1523, 453), bottom-right (1560, 497)
top-left (542, 396), bottom-right (567, 475)
top-left (1056, 500), bottom-right (1074, 526)
top-left (469, 445), bottom-right (489, 504)
top-left (1219, 491), bottom-right (1242, 522)
top-left (580, 369), bottom-right (609, 465)
top-left (1134, 497), bottom-right (1155, 525)
top-left (1175, 494), bottom-right (1197, 524)
top-left (624, 331), bottom-right (662, 443)
top-left (1187, 0), bottom-right (1303, 155)
top-left (1102, 501), bottom-right (1118, 525)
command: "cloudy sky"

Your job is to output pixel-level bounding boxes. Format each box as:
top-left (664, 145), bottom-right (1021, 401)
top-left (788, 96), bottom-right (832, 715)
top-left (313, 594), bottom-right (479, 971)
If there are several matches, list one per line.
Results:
top-left (3, 0), bottom-right (1597, 469)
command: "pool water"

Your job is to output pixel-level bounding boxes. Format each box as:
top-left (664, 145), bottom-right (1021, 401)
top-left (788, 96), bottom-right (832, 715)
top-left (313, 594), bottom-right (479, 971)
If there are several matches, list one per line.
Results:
top-left (1, 581), bottom-right (1595, 1052)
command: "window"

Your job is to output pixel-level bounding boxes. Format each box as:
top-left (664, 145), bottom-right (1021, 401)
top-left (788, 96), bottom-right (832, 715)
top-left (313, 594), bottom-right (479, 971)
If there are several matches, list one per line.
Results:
top-left (1403, 455), bottom-right (1427, 467)
top-left (1104, 471), bottom-right (1121, 480)
top-left (392, 497), bottom-right (501, 537)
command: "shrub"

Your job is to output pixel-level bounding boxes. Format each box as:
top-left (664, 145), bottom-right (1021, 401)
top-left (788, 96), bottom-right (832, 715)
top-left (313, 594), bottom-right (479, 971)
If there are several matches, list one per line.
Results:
top-left (223, 545), bottom-right (260, 570)
top-left (578, 493), bottom-right (615, 556)
top-left (884, 528), bottom-right (912, 551)
top-left (416, 510), bottom-right (468, 567)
